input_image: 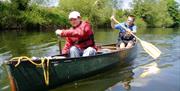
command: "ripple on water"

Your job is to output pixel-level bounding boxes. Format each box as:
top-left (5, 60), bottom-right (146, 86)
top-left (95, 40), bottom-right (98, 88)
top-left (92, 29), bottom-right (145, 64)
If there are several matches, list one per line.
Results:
top-left (0, 51), bottom-right (12, 65)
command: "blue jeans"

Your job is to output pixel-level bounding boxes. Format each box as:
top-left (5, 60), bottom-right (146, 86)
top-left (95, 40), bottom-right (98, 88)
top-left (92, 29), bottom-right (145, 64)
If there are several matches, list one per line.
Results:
top-left (69, 46), bottom-right (96, 58)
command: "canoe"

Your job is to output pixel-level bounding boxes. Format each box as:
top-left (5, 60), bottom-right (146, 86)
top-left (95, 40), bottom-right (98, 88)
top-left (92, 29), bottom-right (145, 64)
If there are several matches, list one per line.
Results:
top-left (5, 43), bottom-right (137, 91)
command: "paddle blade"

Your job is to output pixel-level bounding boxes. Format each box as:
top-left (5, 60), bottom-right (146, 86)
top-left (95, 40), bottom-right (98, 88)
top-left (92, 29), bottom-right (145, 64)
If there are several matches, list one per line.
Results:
top-left (140, 40), bottom-right (161, 59)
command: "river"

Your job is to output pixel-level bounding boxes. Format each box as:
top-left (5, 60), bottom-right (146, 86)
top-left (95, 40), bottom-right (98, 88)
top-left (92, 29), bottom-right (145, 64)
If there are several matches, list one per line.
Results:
top-left (0, 28), bottom-right (180, 91)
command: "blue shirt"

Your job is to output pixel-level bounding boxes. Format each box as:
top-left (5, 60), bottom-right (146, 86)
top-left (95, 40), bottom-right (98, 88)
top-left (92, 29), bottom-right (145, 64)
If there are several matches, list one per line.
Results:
top-left (114, 22), bottom-right (137, 33)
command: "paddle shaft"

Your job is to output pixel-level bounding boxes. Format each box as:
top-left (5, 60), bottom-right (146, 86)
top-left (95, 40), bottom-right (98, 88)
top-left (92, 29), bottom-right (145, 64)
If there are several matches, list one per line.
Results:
top-left (58, 36), bottom-right (62, 55)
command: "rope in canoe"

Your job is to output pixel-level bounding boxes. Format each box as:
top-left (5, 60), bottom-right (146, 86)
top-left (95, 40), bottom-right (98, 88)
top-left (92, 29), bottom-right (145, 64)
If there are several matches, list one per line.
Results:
top-left (9, 56), bottom-right (50, 85)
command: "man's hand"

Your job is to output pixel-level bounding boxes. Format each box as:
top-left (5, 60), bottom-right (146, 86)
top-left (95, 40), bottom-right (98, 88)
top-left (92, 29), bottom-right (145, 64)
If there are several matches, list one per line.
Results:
top-left (126, 29), bottom-right (132, 35)
top-left (55, 29), bottom-right (63, 36)
top-left (110, 15), bottom-right (116, 29)
top-left (110, 15), bottom-right (115, 21)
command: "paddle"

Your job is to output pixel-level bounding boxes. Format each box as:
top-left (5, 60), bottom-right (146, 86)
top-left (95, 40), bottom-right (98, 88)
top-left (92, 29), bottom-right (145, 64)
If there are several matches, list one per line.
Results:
top-left (111, 17), bottom-right (161, 59)
top-left (58, 36), bottom-right (62, 55)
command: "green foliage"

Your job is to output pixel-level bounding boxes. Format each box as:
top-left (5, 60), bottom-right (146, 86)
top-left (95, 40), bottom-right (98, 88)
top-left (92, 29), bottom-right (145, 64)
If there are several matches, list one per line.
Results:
top-left (113, 9), bottom-right (147, 28)
top-left (0, 1), bottom-right (67, 29)
top-left (135, 17), bottom-right (147, 27)
top-left (0, 0), bottom-right (179, 29)
top-left (166, 0), bottom-right (180, 27)
top-left (131, 0), bottom-right (178, 28)
top-left (59, 0), bottom-right (113, 27)
top-left (21, 5), bottom-right (67, 26)
top-left (0, 2), bottom-right (20, 27)
top-left (11, 0), bottom-right (29, 11)
top-left (43, 8), bottom-right (68, 26)
top-left (21, 5), bottom-right (47, 25)
top-left (0, 2), bottom-right (10, 26)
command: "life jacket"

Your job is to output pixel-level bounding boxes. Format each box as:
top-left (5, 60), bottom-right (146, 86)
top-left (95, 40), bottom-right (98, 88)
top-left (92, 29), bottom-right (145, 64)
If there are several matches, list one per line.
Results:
top-left (72, 21), bottom-right (95, 49)
top-left (118, 23), bottom-right (135, 41)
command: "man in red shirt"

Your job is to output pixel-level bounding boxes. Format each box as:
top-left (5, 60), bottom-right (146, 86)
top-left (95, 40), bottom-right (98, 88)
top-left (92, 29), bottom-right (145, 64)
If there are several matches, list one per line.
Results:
top-left (55, 11), bottom-right (96, 57)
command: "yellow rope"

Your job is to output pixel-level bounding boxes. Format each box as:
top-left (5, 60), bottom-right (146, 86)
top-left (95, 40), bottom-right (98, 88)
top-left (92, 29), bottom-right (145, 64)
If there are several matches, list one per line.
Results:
top-left (9, 56), bottom-right (50, 85)
top-left (41, 57), bottom-right (49, 85)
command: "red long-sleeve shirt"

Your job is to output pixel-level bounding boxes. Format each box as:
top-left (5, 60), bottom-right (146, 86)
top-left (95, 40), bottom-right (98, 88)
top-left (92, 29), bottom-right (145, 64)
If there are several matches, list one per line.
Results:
top-left (59, 21), bottom-right (96, 54)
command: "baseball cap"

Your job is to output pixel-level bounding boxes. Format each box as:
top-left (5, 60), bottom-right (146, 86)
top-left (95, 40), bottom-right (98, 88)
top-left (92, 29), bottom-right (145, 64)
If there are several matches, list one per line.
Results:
top-left (68, 11), bottom-right (81, 19)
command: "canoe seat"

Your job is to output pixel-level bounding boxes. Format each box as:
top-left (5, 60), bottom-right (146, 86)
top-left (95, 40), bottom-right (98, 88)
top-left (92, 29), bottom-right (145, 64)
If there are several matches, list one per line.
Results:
top-left (97, 48), bottom-right (118, 54)
top-left (52, 56), bottom-right (66, 59)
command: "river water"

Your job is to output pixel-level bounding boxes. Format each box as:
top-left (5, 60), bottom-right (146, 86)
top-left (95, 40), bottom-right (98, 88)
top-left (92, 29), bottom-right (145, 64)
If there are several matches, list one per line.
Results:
top-left (0, 28), bottom-right (180, 91)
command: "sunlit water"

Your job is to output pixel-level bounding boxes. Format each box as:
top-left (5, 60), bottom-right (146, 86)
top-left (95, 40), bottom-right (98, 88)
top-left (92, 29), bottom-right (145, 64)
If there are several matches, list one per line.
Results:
top-left (0, 28), bottom-right (180, 91)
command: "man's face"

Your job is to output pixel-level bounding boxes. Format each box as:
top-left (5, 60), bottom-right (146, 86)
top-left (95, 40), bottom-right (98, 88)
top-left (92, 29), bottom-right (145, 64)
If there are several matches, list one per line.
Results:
top-left (126, 17), bottom-right (134, 26)
top-left (69, 18), bottom-right (81, 27)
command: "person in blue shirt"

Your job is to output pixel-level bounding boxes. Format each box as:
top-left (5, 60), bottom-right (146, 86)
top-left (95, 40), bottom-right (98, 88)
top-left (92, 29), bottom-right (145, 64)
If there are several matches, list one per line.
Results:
top-left (110, 15), bottom-right (137, 49)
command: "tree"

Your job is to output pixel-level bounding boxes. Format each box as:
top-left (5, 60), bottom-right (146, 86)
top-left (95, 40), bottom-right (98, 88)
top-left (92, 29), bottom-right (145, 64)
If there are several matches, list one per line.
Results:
top-left (166, 0), bottom-right (180, 27)
top-left (131, 0), bottom-right (174, 28)
top-left (0, 0), bottom-right (66, 29)
top-left (59, 0), bottom-right (113, 27)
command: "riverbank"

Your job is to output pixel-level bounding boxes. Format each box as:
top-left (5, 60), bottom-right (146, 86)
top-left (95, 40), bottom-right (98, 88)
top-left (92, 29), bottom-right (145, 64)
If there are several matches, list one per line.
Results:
top-left (1, 0), bottom-right (179, 30)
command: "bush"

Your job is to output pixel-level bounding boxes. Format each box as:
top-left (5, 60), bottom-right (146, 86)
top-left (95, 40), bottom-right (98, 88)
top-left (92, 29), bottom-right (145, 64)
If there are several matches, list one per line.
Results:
top-left (59, 0), bottom-right (113, 27)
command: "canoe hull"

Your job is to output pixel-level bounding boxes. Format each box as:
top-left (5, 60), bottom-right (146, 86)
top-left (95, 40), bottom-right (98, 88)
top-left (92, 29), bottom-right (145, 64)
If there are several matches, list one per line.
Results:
top-left (7, 44), bottom-right (137, 91)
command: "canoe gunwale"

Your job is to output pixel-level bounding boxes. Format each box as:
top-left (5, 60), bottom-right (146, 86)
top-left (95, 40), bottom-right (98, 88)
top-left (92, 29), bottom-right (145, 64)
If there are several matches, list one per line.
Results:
top-left (5, 43), bottom-right (137, 66)
top-left (6, 43), bottom-right (137, 65)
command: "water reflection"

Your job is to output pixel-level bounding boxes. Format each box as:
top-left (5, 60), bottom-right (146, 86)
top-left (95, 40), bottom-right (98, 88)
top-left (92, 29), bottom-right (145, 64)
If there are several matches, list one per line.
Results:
top-left (0, 30), bottom-right (58, 60)
top-left (0, 65), bottom-right (10, 91)
top-left (0, 31), bottom-right (29, 57)
top-left (139, 62), bottom-right (160, 78)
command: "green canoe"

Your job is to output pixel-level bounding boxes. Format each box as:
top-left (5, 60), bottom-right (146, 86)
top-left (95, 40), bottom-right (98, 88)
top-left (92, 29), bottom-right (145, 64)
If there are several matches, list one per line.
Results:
top-left (5, 43), bottom-right (137, 91)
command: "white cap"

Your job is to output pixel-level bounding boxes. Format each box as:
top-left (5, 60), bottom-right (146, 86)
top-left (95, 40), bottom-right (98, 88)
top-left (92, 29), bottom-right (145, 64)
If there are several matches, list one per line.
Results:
top-left (68, 11), bottom-right (80, 19)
